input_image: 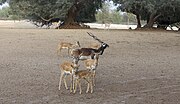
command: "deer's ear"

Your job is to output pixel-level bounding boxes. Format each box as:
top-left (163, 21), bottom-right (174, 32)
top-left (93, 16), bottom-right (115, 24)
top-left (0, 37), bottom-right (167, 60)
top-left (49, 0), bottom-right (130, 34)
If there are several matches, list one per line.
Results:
top-left (77, 41), bottom-right (81, 47)
top-left (71, 65), bottom-right (74, 68)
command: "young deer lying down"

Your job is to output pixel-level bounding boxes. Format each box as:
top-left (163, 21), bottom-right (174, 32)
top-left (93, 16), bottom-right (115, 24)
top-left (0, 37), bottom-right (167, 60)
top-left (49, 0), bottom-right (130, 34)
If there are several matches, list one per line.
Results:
top-left (59, 61), bottom-right (79, 92)
top-left (73, 70), bottom-right (94, 94)
top-left (84, 53), bottom-right (99, 86)
top-left (57, 41), bottom-right (80, 56)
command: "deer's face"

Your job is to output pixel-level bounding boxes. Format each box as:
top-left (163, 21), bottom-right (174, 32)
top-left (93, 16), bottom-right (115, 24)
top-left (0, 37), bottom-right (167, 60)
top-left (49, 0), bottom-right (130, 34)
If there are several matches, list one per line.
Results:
top-left (71, 63), bottom-right (80, 72)
top-left (98, 43), bottom-right (109, 55)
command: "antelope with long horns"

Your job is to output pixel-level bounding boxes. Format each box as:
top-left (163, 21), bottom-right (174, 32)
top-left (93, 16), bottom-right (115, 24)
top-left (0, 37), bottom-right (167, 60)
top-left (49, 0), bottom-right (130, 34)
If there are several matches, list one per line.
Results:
top-left (70, 32), bottom-right (109, 64)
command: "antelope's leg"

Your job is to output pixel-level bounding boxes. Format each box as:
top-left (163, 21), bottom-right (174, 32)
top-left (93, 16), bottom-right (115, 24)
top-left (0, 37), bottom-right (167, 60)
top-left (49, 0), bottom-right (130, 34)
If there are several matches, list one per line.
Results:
top-left (59, 72), bottom-right (64, 90)
top-left (70, 74), bottom-right (74, 92)
top-left (73, 79), bottom-right (78, 93)
top-left (93, 72), bottom-right (96, 86)
top-left (90, 78), bottom-right (93, 93)
top-left (63, 75), bottom-right (68, 90)
top-left (82, 78), bottom-right (90, 93)
top-left (85, 78), bottom-right (90, 93)
top-left (57, 46), bottom-right (62, 55)
top-left (68, 48), bottom-right (70, 56)
top-left (78, 80), bottom-right (82, 94)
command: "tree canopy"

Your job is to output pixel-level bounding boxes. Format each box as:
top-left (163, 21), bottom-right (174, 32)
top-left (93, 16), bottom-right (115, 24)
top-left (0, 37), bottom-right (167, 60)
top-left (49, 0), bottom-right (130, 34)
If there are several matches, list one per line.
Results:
top-left (0, 0), bottom-right (7, 5)
top-left (95, 2), bottom-right (136, 24)
top-left (8, 0), bottom-right (103, 28)
top-left (113, 0), bottom-right (180, 29)
top-left (1, 0), bottom-right (180, 30)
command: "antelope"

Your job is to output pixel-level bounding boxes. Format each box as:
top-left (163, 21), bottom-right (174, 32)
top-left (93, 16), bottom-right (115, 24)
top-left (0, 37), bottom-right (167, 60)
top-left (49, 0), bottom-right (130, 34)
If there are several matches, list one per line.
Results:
top-left (71, 32), bottom-right (109, 64)
top-left (57, 41), bottom-right (80, 56)
top-left (58, 61), bottom-right (79, 92)
top-left (84, 53), bottom-right (99, 86)
top-left (73, 70), bottom-right (94, 94)
top-left (104, 22), bottom-right (111, 30)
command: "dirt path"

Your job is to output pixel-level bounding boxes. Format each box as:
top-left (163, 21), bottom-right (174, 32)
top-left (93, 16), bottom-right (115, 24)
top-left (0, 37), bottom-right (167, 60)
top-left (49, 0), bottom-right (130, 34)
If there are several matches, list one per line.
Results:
top-left (0, 28), bottom-right (180, 104)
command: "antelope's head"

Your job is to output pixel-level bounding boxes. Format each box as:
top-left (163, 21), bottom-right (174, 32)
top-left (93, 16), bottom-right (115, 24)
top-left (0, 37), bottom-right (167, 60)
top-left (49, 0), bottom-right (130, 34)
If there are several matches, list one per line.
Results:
top-left (71, 63), bottom-right (80, 72)
top-left (87, 32), bottom-right (109, 55)
top-left (102, 43), bottom-right (109, 49)
top-left (97, 43), bottom-right (109, 55)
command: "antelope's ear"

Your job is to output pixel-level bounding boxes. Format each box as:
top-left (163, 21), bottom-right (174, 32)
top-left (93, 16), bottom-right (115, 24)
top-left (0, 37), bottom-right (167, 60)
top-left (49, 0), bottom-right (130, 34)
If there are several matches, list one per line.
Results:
top-left (71, 65), bottom-right (74, 68)
top-left (77, 41), bottom-right (81, 47)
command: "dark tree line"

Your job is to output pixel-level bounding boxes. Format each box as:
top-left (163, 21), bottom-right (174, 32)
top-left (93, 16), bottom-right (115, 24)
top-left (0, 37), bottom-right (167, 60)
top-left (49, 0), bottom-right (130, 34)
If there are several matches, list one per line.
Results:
top-left (1, 0), bottom-right (180, 29)
top-left (113, 0), bottom-right (180, 30)
top-left (6, 0), bottom-right (103, 28)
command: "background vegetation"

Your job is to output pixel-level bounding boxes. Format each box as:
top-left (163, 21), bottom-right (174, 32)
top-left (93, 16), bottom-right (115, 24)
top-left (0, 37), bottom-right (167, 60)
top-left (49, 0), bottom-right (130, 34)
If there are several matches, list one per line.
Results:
top-left (0, 0), bottom-right (180, 29)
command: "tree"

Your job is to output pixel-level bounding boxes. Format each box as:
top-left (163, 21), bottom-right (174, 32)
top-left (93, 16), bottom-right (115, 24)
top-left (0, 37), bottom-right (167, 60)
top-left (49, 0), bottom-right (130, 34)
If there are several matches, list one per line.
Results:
top-left (110, 10), bottom-right (122, 24)
top-left (156, 0), bottom-right (180, 29)
top-left (8, 0), bottom-right (103, 29)
top-left (0, 6), bottom-right (10, 19)
top-left (96, 2), bottom-right (112, 23)
top-left (113, 0), bottom-right (180, 29)
top-left (113, 0), bottom-right (145, 28)
top-left (96, 2), bottom-right (123, 24)
top-left (0, 0), bottom-right (7, 5)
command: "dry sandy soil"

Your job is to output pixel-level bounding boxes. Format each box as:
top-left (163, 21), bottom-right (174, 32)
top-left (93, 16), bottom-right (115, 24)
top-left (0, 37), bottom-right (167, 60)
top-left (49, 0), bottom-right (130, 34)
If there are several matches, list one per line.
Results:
top-left (0, 21), bottom-right (180, 104)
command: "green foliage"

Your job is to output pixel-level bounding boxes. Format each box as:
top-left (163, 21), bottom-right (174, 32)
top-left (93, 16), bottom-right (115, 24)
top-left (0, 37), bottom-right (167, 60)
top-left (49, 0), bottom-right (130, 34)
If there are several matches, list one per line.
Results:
top-left (0, 6), bottom-right (22, 20)
top-left (96, 11), bottom-right (123, 24)
top-left (110, 10), bottom-right (122, 24)
top-left (0, 6), bottom-right (10, 19)
top-left (96, 3), bottom-right (111, 23)
top-left (156, 0), bottom-right (180, 26)
top-left (77, 0), bottom-right (102, 22)
top-left (9, 0), bottom-right (60, 21)
top-left (113, 0), bottom-right (180, 28)
top-left (8, 0), bottom-right (103, 23)
top-left (0, 0), bottom-right (7, 5)
top-left (96, 2), bottom-right (136, 24)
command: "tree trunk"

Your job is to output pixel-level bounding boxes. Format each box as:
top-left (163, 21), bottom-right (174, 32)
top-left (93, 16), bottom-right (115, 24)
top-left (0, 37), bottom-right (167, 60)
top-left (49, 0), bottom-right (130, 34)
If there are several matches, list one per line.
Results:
top-left (144, 13), bottom-right (156, 28)
top-left (136, 14), bottom-right (141, 28)
top-left (59, 1), bottom-right (89, 29)
top-left (64, 4), bottom-right (78, 25)
top-left (144, 12), bottom-right (161, 28)
top-left (58, 3), bottom-right (80, 29)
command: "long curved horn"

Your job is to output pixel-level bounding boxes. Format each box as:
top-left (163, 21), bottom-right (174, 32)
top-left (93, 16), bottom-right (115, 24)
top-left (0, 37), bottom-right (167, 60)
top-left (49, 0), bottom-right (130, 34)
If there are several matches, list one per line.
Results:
top-left (87, 32), bottom-right (104, 43)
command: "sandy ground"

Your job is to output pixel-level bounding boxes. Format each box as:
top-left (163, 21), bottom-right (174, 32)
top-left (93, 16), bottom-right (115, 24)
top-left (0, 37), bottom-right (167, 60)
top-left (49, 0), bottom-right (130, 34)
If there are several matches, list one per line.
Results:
top-left (0, 21), bottom-right (180, 104)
